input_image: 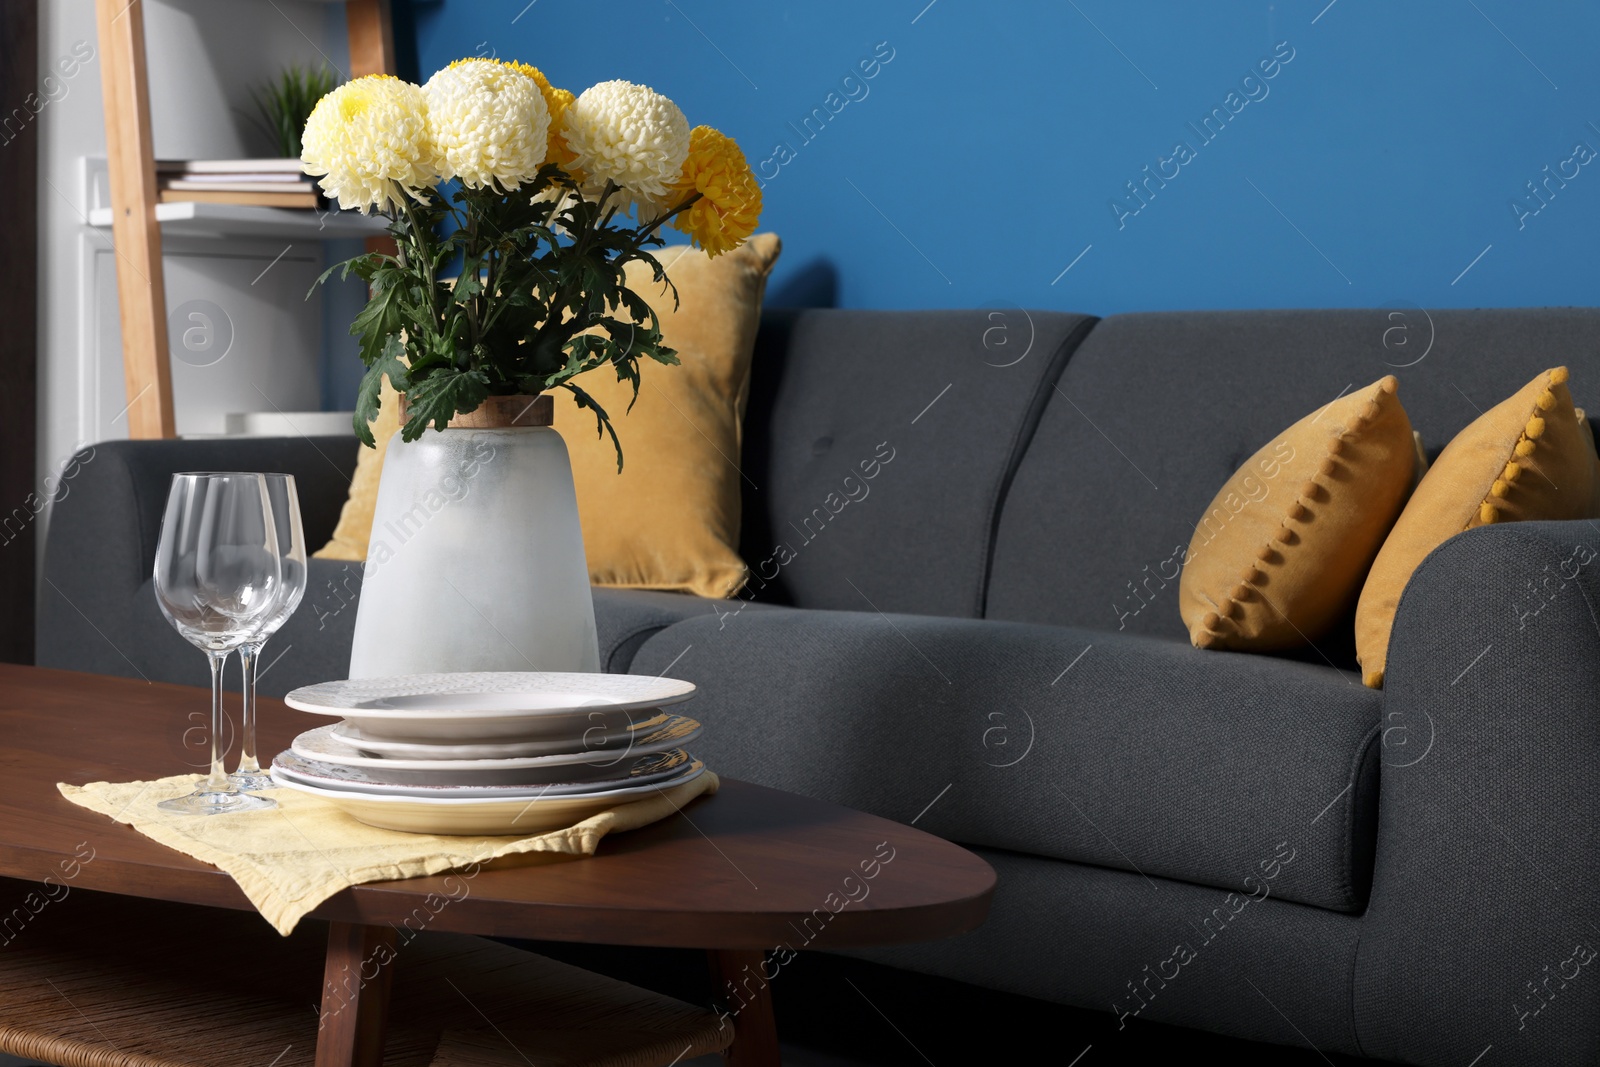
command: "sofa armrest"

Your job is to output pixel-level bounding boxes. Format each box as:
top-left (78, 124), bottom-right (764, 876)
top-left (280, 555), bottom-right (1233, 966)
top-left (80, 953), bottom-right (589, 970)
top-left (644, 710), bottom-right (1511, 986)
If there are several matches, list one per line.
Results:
top-left (38, 437), bottom-right (358, 677)
top-left (1355, 520), bottom-right (1600, 1065)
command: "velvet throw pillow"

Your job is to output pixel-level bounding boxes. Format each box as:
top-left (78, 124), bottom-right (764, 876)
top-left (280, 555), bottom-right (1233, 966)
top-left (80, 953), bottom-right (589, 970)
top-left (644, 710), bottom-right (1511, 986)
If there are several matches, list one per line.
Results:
top-left (317, 375), bottom-right (402, 564)
top-left (1179, 375), bottom-right (1419, 651)
top-left (1355, 367), bottom-right (1600, 688)
top-left (315, 234), bottom-right (782, 599)
top-left (553, 234), bottom-right (780, 597)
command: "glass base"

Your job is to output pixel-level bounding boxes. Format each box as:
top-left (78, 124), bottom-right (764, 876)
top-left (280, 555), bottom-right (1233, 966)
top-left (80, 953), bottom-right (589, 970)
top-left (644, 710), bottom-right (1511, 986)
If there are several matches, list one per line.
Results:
top-left (157, 789), bottom-right (276, 816)
top-left (229, 769), bottom-right (276, 793)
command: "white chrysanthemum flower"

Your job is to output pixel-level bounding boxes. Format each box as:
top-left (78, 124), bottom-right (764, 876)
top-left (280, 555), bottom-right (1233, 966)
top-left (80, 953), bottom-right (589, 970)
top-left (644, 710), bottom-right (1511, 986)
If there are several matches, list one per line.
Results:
top-left (423, 59), bottom-right (550, 191)
top-left (301, 75), bottom-right (440, 214)
top-left (562, 80), bottom-right (689, 218)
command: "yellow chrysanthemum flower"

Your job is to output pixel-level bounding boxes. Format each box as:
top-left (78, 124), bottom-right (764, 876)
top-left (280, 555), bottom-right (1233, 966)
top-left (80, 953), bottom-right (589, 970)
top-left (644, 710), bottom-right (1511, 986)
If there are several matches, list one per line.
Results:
top-left (300, 74), bottom-right (440, 214)
top-left (669, 126), bottom-right (762, 257)
top-left (423, 59), bottom-right (549, 191)
top-left (504, 62), bottom-right (579, 174)
top-left (545, 87), bottom-right (578, 172)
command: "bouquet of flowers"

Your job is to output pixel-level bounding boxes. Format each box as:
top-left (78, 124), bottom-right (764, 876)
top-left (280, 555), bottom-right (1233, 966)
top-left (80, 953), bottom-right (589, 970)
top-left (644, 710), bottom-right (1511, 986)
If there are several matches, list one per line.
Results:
top-left (300, 60), bottom-right (762, 468)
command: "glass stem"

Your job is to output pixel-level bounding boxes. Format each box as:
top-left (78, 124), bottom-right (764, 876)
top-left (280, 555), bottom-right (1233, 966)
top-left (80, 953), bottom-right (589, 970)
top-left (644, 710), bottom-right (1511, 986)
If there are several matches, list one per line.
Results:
top-left (204, 650), bottom-right (232, 793)
top-left (237, 642), bottom-right (261, 775)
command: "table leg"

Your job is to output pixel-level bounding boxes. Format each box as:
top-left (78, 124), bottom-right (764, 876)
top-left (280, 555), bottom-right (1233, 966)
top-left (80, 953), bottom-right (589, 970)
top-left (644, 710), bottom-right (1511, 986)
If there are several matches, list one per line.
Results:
top-left (316, 922), bottom-right (398, 1067)
top-left (707, 948), bottom-right (780, 1067)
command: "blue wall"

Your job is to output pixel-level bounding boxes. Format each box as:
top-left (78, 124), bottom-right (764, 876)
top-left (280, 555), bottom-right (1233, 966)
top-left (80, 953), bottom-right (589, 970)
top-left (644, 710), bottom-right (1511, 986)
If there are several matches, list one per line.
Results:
top-left (408, 0), bottom-right (1600, 314)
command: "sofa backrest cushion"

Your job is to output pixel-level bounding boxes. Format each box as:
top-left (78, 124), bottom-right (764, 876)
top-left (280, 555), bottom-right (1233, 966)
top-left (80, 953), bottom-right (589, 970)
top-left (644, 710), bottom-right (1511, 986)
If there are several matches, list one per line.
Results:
top-left (987, 308), bottom-right (1600, 643)
top-left (738, 309), bottom-right (1095, 617)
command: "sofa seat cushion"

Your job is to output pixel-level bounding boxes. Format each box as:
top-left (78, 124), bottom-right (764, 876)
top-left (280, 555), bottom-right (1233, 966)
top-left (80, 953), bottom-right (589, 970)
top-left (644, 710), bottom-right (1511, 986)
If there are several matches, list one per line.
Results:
top-left (592, 588), bottom-right (774, 673)
top-left (626, 606), bottom-right (1382, 913)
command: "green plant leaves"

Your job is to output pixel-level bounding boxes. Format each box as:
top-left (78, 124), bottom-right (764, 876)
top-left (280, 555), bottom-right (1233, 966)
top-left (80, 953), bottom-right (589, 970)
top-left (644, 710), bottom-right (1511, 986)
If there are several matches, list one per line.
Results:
top-left (311, 171), bottom-right (698, 468)
top-left (353, 337), bottom-right (410, 448)
top-left (562, 379), bottom-right (624, 473)
top-left (400, 368), bottom-right (492, 442)
top-left (252, 63), bottom-right (337, 158)
top-left (349, 279), bottom-right (405, 368)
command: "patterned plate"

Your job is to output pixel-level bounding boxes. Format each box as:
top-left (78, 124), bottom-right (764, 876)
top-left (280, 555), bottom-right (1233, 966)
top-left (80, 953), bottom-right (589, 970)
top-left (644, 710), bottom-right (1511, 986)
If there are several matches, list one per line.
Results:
top-left (270, 748), bottom-right (694, 798)
top-left (289, 716), bottom-right (701, 782)
top-left (283, 672), bottom-right (696, 742)
top-left (268, 760), bottom-right (709, 835)
top-left (329, 711), bottom-right (669, 761)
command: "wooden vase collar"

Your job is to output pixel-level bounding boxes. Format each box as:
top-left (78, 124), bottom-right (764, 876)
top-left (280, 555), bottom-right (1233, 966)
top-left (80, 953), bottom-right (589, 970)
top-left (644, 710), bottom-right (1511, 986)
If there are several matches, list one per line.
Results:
top-left (396, 393), bottom-right (553, 429)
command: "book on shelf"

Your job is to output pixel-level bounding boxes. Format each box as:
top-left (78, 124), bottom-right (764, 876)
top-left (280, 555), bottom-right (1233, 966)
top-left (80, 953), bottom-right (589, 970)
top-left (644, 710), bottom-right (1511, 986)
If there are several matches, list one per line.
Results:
top-left (155, 158), bottom-right (306, 175)
top-left (152, 159), bottom-right (321, 208)
top-left (164, 173), bottom-right (314, 185)
top-left (163, 179), bottom-right (316, 194)
top-left (157, 189), bottom-right (320, 209)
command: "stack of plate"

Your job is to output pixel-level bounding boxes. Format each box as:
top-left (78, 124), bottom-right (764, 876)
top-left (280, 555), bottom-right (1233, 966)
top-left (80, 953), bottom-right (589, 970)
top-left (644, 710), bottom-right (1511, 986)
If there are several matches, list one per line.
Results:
top-left (270, 672), bottom-right (704, 835)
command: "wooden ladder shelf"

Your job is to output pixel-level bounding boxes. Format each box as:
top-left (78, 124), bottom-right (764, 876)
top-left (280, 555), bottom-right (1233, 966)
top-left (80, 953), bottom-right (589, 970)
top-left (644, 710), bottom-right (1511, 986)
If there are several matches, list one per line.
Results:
top-left (92, 0), bottom-right (395, 439)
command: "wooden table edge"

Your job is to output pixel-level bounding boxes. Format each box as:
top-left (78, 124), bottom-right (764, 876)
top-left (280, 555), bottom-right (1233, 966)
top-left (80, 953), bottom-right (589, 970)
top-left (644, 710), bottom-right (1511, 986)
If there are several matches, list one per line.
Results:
top-left (0, 666), bottom-right (1000, 1066)
top-left (10, 780), bottom-right (997, 951)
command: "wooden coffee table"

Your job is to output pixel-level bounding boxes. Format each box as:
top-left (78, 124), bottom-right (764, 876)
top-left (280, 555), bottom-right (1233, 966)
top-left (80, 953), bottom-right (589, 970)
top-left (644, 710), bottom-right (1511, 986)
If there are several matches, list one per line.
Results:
top-left (0, 665), bottom-right (994, 1067)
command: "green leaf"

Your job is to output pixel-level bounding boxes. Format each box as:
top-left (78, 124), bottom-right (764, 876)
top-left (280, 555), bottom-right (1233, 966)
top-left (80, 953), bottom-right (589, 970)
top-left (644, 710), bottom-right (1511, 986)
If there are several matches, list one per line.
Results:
top-left (452, 265), bottom-right (484, 303)
top-left (399, 367), bottom-right (491, 442)
top-left (310, 260), bottom-right (348, 297)
top-left (350, 281), bottom-right (404, 366)
top-left (353, 336), bottom-right (410, 448)
top-left (615, 287), bottom-right (655, 328)
top-left (308, 251), bottom-right (388, 299)
top-left (563, 379), bottom-right (624, 473)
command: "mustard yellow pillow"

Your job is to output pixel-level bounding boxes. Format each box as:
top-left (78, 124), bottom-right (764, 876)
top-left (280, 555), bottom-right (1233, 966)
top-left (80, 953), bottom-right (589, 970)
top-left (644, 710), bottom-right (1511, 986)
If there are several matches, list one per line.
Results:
top-left (316, 375), bottom-right (401, 563)
top-left (315, 233), bottom-right (782, 600)
top-left (554, 235), bottom-right (780, 596)
top-left (1355, 367), bottom-right (1600, 687)
top-left (1180, 375), bottom-right (1418, 651)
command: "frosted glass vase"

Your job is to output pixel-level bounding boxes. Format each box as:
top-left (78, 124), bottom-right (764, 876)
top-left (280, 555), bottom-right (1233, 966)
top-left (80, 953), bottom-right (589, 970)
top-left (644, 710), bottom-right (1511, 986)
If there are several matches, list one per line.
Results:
top-left (347, 404), bottom-right (599, 678)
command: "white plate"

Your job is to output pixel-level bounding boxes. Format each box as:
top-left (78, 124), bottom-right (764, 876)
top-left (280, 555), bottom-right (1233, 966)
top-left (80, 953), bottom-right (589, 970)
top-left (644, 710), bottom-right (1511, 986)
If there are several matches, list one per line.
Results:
top-left (289, 718), bottom-right (702, 782)
top-left (268, 761), bottom-right (707, 834)
top-left (271, 748), bottom-right (695, 798)
top-left (284, 673), bottom-right (696, 742)
top-left (331, 713), bottom-right (663, 760)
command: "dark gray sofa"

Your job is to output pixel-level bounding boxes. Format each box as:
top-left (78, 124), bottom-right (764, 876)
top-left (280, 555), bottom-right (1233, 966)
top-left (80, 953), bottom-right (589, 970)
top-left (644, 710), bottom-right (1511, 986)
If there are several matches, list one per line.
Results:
top-left (38, 307), bottom-right (1600, 1066)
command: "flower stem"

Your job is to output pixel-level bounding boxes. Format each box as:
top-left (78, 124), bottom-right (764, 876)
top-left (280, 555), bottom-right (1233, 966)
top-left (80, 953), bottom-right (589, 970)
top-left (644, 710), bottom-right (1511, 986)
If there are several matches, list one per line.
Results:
top-left (466, 202), bottom-right (481, 362)
top-left (527, 181), bottom-right (618, 364)
top-left (630, 192), bottom-right (701, 251)
top-left (399, 195), bottom-right (442, 346)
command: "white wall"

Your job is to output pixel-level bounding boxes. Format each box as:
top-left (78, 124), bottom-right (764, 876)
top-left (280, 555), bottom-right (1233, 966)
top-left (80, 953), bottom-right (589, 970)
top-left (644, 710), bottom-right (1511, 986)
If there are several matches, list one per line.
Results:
top-left (36, 0), bottom-right (358, 548)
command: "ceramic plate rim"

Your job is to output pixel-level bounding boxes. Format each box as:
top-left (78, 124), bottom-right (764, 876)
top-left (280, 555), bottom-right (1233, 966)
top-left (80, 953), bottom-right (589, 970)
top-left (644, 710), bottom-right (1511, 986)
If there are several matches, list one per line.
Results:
top-left (284, 672), bottom-right (696, 718)
top-left (267, 761), bottom-right (706, 806)
top-left (329, 715), bottom-right (662, 759)
top-left (268, 751), bottom-right (694, 799)
top-left (289, 719), bottom-right (701, 772)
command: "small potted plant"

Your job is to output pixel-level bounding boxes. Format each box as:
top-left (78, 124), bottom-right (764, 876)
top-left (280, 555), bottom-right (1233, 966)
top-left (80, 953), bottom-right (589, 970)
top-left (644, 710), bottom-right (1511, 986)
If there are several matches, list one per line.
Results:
top-left (255, 63), bottom-right (338, 159)
top-left (300, 60), bottom-right (761, 676)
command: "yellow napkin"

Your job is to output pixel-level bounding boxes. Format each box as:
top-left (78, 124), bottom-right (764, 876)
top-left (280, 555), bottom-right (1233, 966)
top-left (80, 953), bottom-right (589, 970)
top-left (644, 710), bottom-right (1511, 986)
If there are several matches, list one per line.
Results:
top-left (58, 771), bottom-right (719, 936)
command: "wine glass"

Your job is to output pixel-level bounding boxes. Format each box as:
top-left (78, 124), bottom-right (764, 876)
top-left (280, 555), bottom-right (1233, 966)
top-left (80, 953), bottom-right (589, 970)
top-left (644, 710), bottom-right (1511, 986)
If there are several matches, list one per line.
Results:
top-left (153, 473), bottom-right (281, 815)
top-left (230, 473), bottom-right (307, 791)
